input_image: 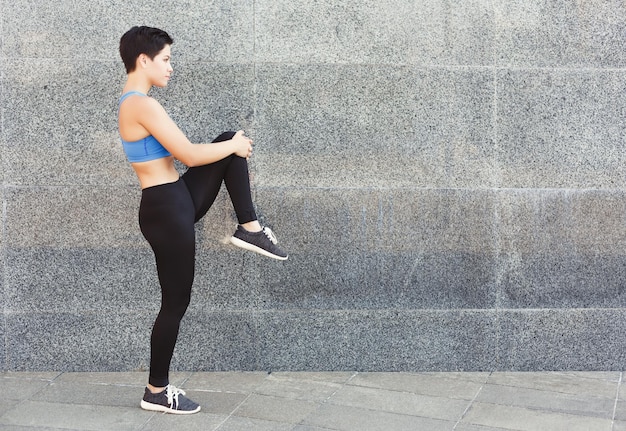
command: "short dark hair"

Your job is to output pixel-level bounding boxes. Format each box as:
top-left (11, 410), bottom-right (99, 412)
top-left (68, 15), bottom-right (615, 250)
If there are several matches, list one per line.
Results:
top-left (119, 26), bottom-right (173, 73)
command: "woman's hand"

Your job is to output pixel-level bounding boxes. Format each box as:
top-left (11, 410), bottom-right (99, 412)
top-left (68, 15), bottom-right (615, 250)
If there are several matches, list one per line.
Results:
top-left (232, 130), bottom-right (253, 159)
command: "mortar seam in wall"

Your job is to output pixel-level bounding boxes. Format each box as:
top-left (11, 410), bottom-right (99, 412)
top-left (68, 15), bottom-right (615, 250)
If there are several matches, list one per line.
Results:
top-left (1, 199), bottom-right (5, 372)
top-left (491, 0), bottom-right (503, 370)
top-left (232, 61), bottom-right (626, 73)
top-left (3, 307), bottom-right (623, 315)
top-left (249, 0), bottom-right (258, 206)
top-left (0, 3), bottom-right (8, 371)
top-left (252, 0), bottom-right (261, 372)
top-left (248, 307), bottom-right (621, 314)
top-left (3, 184), bottom-right (624, 193)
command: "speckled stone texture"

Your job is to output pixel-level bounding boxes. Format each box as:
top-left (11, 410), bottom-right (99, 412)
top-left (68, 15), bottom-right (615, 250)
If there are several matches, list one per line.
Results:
top-left (1, 0), bottom-right (625, 372)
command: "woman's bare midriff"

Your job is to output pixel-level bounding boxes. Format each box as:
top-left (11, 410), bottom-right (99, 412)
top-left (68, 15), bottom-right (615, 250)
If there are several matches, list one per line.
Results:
top-left (131, 156), bottom-right (180, 189)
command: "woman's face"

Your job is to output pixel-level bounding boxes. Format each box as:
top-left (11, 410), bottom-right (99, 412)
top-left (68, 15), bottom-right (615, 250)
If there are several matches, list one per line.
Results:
top-left (146, 45), bottom-right (173, 87)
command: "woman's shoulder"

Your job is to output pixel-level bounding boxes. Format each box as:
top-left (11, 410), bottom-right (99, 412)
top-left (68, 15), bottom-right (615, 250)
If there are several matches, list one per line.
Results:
top-left (120, 93), bottom-right (164, 115)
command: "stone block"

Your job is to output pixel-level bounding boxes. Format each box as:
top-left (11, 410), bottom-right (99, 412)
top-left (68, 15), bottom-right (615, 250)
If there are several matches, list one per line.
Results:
top-left (227, 187), bottom-right (499, 310)
top-left (257, 310), bottom-right (497, 371)
top-left (256, 0), bottom-right (493, 65)
top-left (172, 311), bottom-right (259, 371)
top-left (254, 64), bottom-right (496, 189)
top-left (496, 69), bottom-right (626, 188)
top-left (497, 190), bottom-right (626, 255)
top-left (190, 248), bottom-right (262, 311)
top-left (1, 0), bottom-right (254, 62)
top-left (247, 251), bottom-right (497, 310)
top-left (5, 186), bottom-right (142, 248)
top-left (1, 59), bottom-right (255, 187)
top-left (255, 188), bottom-right (497, 254)
top-left (498, 252), bottom-right (626, 309)
top-left (5, 248), bottom-right (159, 313)
top-left (151, 63), bottom-right (256, 143)
top-left (495, 0), bottom-right (626, 67)
top-left (1, 60), bottom-right (129, 186)
top-left (6, 312), bottom-right (151, 371)
top-left (497, 309), bottom-right (626, 370)
top-left (496, 190), bottom-right (626, 308)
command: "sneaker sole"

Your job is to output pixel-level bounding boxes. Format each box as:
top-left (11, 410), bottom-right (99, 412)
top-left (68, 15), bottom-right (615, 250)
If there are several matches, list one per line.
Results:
top-left (140, 400), bottom-right (201, 415)
top-left (230, 236), bottom-right (288, 260)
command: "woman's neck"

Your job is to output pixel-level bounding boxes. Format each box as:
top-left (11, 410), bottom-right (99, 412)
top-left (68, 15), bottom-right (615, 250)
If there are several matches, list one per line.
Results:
top-left (123, 73), bottom-right (152, 95)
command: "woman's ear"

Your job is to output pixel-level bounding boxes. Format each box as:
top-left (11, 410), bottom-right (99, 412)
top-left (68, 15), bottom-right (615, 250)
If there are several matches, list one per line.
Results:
top-left (137, 53), bottom-right (148, 69)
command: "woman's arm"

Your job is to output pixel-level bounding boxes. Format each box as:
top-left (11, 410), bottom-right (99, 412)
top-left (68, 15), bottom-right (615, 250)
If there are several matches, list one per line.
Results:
top-left (135, 96), bottom-right (252, 167)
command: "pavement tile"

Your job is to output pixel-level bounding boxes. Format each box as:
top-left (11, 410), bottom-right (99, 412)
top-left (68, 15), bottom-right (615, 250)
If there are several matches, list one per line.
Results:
top-left (327, 384), bottom-right (469, 421)
top-left (0, 426), bottom-right (72, 431)
top-left (0, 400), bottom-right (21, 421)
top-left (140, 410), bottom-right (226, 431)
top-left (187, 390), bottom-right (248, 415)
top-left (0, 371), bottom-right (619, 431)
top-left (268, 371), bottom-right (355, 384)
top-left (556, 372), bottom-right (621, 382)
top-left (184, 372), bottom-right (268, 393)
top-left (476, 383), bottom-right (614, 418)
top-left (233, 393), bottom-right (320, 423)
top-left (302, 403), bottom-right (455, 431)
top-left (613, 399), bottom-right (626, 422)
top-left (349, 372), bottom-right (484, 400)
top-left (487, 372), bottom-right (618, 398)
top-left (293, 427), bottom-right (336, 431)
top-left (453, 425), bottom-right (511, 431)
top-left (29, 381), bottom-right (145, 408)
top-left (421, 372), bottom-right (491, 383)
top-left (52, 372), bottom-right (145, 386)
top-left (0, 400), bottom-right (149, 431)
top-left (215, 416), bottom-right (293, 430)
top-left (613, 420), bottom-right (626, 431)
top-left (1, 378), bottom-right (51, 401)
top-left (52, 371), bottom-right (166, 387)
top-left (618, 376), bottom-right (626, 399)
top-left (254, 374), bottom-right (344, 402)
top-left (461, 402), bottom-right (613, 431)
top-left (0, 372), bottom-right (60, 381)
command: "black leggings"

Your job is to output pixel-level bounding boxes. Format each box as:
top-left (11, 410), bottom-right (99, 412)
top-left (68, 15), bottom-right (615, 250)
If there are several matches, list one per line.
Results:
top-left (138, 131), bottom-right (256, 387)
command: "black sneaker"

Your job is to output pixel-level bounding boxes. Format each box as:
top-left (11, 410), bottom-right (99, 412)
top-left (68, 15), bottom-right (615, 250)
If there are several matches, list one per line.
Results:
top-left (230, 225), bottom-right (288, 260)
top-left (140, 385), bottom-right (201, 415)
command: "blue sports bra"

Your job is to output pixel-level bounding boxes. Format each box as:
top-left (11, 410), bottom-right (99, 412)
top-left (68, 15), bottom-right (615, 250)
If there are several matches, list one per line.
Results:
top-left (118, 91), bottom-right (172, 163)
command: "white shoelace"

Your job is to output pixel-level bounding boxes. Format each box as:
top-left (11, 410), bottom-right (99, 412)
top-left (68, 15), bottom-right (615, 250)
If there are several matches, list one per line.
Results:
top-left (165, 384), bottom-right (186, 409)
top-left (262, 227), bottom-right (278, 244)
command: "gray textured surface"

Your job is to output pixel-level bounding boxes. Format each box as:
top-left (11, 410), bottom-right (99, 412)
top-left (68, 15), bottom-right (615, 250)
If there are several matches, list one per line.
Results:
top-left (0, 371), bottom-right (622, 430)
top-left (1, 0), bottom-right (625, 372)
top-left (254, 65), bottom-right (496, 189)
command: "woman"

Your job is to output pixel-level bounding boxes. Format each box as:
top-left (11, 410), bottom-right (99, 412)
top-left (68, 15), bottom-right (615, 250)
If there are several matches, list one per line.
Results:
top-left (118, 26), bottom-right (287, 414)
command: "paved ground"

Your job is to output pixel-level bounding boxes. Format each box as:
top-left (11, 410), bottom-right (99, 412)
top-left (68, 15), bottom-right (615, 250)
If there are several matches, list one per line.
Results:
top-left (0, 370), bottom-right (624, 430)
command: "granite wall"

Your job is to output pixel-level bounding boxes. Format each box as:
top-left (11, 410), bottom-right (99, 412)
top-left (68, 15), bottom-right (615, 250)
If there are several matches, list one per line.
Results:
top-left (1, 1), bottom-right (626, 372)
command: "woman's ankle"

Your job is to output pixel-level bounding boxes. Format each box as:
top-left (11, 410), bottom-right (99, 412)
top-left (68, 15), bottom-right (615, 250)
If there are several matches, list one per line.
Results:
top-left (147, 383), bottom-right (167, 394)
top-left (240, 220), bottom-right (262, 232)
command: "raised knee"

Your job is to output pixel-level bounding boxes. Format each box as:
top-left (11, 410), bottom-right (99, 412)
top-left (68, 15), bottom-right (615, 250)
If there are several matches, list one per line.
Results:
top-left (212, 131), bottom-right (236, 143)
